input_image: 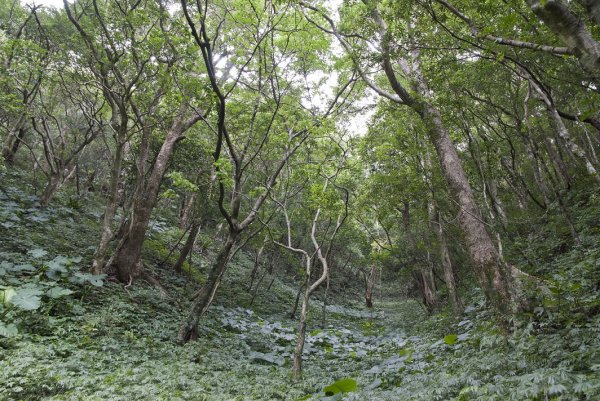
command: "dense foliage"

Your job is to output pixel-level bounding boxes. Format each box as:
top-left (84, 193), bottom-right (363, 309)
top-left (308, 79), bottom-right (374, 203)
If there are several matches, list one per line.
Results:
top-left (1, 0), bottom-right (599, 399)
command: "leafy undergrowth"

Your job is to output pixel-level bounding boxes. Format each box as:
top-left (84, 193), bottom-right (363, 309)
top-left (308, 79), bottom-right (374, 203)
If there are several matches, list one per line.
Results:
top-left (1, 177), bottom-right (600, 400)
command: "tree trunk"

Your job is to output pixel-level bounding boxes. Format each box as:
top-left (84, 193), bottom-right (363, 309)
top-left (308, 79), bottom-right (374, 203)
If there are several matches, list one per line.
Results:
top-left (174, 220), bottom-right (201, 273)
top-left (293, 277), bottom-right (310, 379)
top-left (416, 265), bottom-right (437, 313)
top-left (38, 164), bottom-right (77, 207)
top-left (91, 141), bottom-right (125, 274)
top-left (179, 192), bottom-right (197, 230)
top-left (418, 100), bottom-right (514, 316)
top-left (110, 120), bottom-right (187, 282)
top-left (178, 233), bottom-right (237, 343)
top-left (364, 265), bottom-right (377, 308)
top-left (248, 239), bottom-right (266, 290)
top-left (434, 212), bottom-right (464, 314)
top-left (289, 283), bottom-right (303, 319)
top-left (39, 175), bottom-right (61, 207)
top-left (527, 0), bottom-right (600, 73)
top-left (2, 115), bottom-right (26, 166)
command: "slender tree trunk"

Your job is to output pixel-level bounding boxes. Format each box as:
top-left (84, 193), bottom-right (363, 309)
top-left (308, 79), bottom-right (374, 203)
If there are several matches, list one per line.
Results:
top-left (2, 115), bottom-right (27, 166)
top-left (91, 141), bottom-right (125, 274)
top-left (364, 265), bottom-right (377, 308)
top-left (179, 192), bottom-right (197, 229)
top-left (293, 275), bottom-right (311, 379)
top-left (434, 211), bottom-right (463, 314)
top-left (248, 239), bottom-right (266, 290)
top-left (174, 220), bottom-right (201, 273)
top-left (177, 232), bottom-right (238, 343)
top-left (289, 283), bottom-right (303, 319)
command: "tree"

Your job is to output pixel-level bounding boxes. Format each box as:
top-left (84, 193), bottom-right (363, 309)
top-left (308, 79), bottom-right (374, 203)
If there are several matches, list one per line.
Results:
top-left (176, 0), bottom-right (354, 342)
top-left (269, 134), bottom-right (350, 378)
top-left (301, 0), bottom-right (515, 317)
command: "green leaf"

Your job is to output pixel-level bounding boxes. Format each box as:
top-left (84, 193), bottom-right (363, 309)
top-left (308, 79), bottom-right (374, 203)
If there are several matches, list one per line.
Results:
top-left (10, 288), bottom-right (42, 310)
top-left (444, 334), bottom-right (458, 345)
top-left (46, 286), bottom-right (74, 299)
top-left (1, 287), bottom-right (17, 305)
top-left (12, 263), bottom-right (36, 272)
top-left (323, 378), bottom-right (358, 396)
top-left (28, 248), bottom-right (48, 258)
top-left (0, 321), bottom-right (18, 337)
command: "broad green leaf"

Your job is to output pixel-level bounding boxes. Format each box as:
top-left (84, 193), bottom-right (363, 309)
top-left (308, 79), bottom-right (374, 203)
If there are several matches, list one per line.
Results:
top-left (10, 288), bottom-right (42, 310)
top-left (0, 321), bottom-right (18, 337)
top-left (323, 378), bottom-right (358, 396)
top-left (28, 248), bottom-right (48, 258)
top-left (12, 263), bottom-right (36, 272)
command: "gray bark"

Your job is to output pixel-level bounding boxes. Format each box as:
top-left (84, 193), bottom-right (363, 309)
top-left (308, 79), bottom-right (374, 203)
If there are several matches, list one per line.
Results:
top-left (527, 0), bottom-right (600, 73)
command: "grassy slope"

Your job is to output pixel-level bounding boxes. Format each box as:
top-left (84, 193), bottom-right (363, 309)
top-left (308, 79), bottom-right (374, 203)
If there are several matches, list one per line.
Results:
top-left (1, 173), bottom-right (599, 401)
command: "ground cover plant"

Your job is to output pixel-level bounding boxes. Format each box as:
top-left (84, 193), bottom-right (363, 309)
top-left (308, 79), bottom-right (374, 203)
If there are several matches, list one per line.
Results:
top-left (2, 0), bottom-right (600, 399)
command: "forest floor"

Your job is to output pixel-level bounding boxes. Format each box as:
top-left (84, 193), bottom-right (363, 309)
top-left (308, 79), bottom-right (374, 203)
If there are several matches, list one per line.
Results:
top-left (1, 174), bottom-right (599, 401)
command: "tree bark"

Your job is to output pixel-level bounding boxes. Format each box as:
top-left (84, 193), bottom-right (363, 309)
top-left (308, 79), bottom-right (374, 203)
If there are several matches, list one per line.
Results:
top-left (2, 123), bottom-right (26, 166)
top-left (434, 211), bottom-right (463, 314)
top-left (293, 282), bottom-right (309, 379)
top-left (364, 265), bottom-right (377, 308)
top-left (417, 264), bottom-right (438, 313)
top-left (576, 0), bottom-right (600, 26)
top-left (527, 0), bottom-right (600, 73)
top-left (91, 141), bottom-right (125, 274)
top-left (38, 163), bottom-right (77, 207)
top-left (177, 232), bottom-right (237, 343)
top-left (419, 101), bottom-right (514, 316)
top-left (110, 114), bottom-right (197, 282)
top-left (179, 192), bottom-right (197, 230)
top-left (173, 220), bottom-right (201, 273)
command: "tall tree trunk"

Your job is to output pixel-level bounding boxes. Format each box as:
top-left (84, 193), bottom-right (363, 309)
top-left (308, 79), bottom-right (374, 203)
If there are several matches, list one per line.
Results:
top-left (248, 237), bottom-right (267, 290)
top-left (418, 99), bottom-right (514, 316)
top-left (179, 192), bottom-right (197, 230)
top-left (177, 232), bottom-right (238, 343)
top-left (364, 265), bottom-right (377, 308)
